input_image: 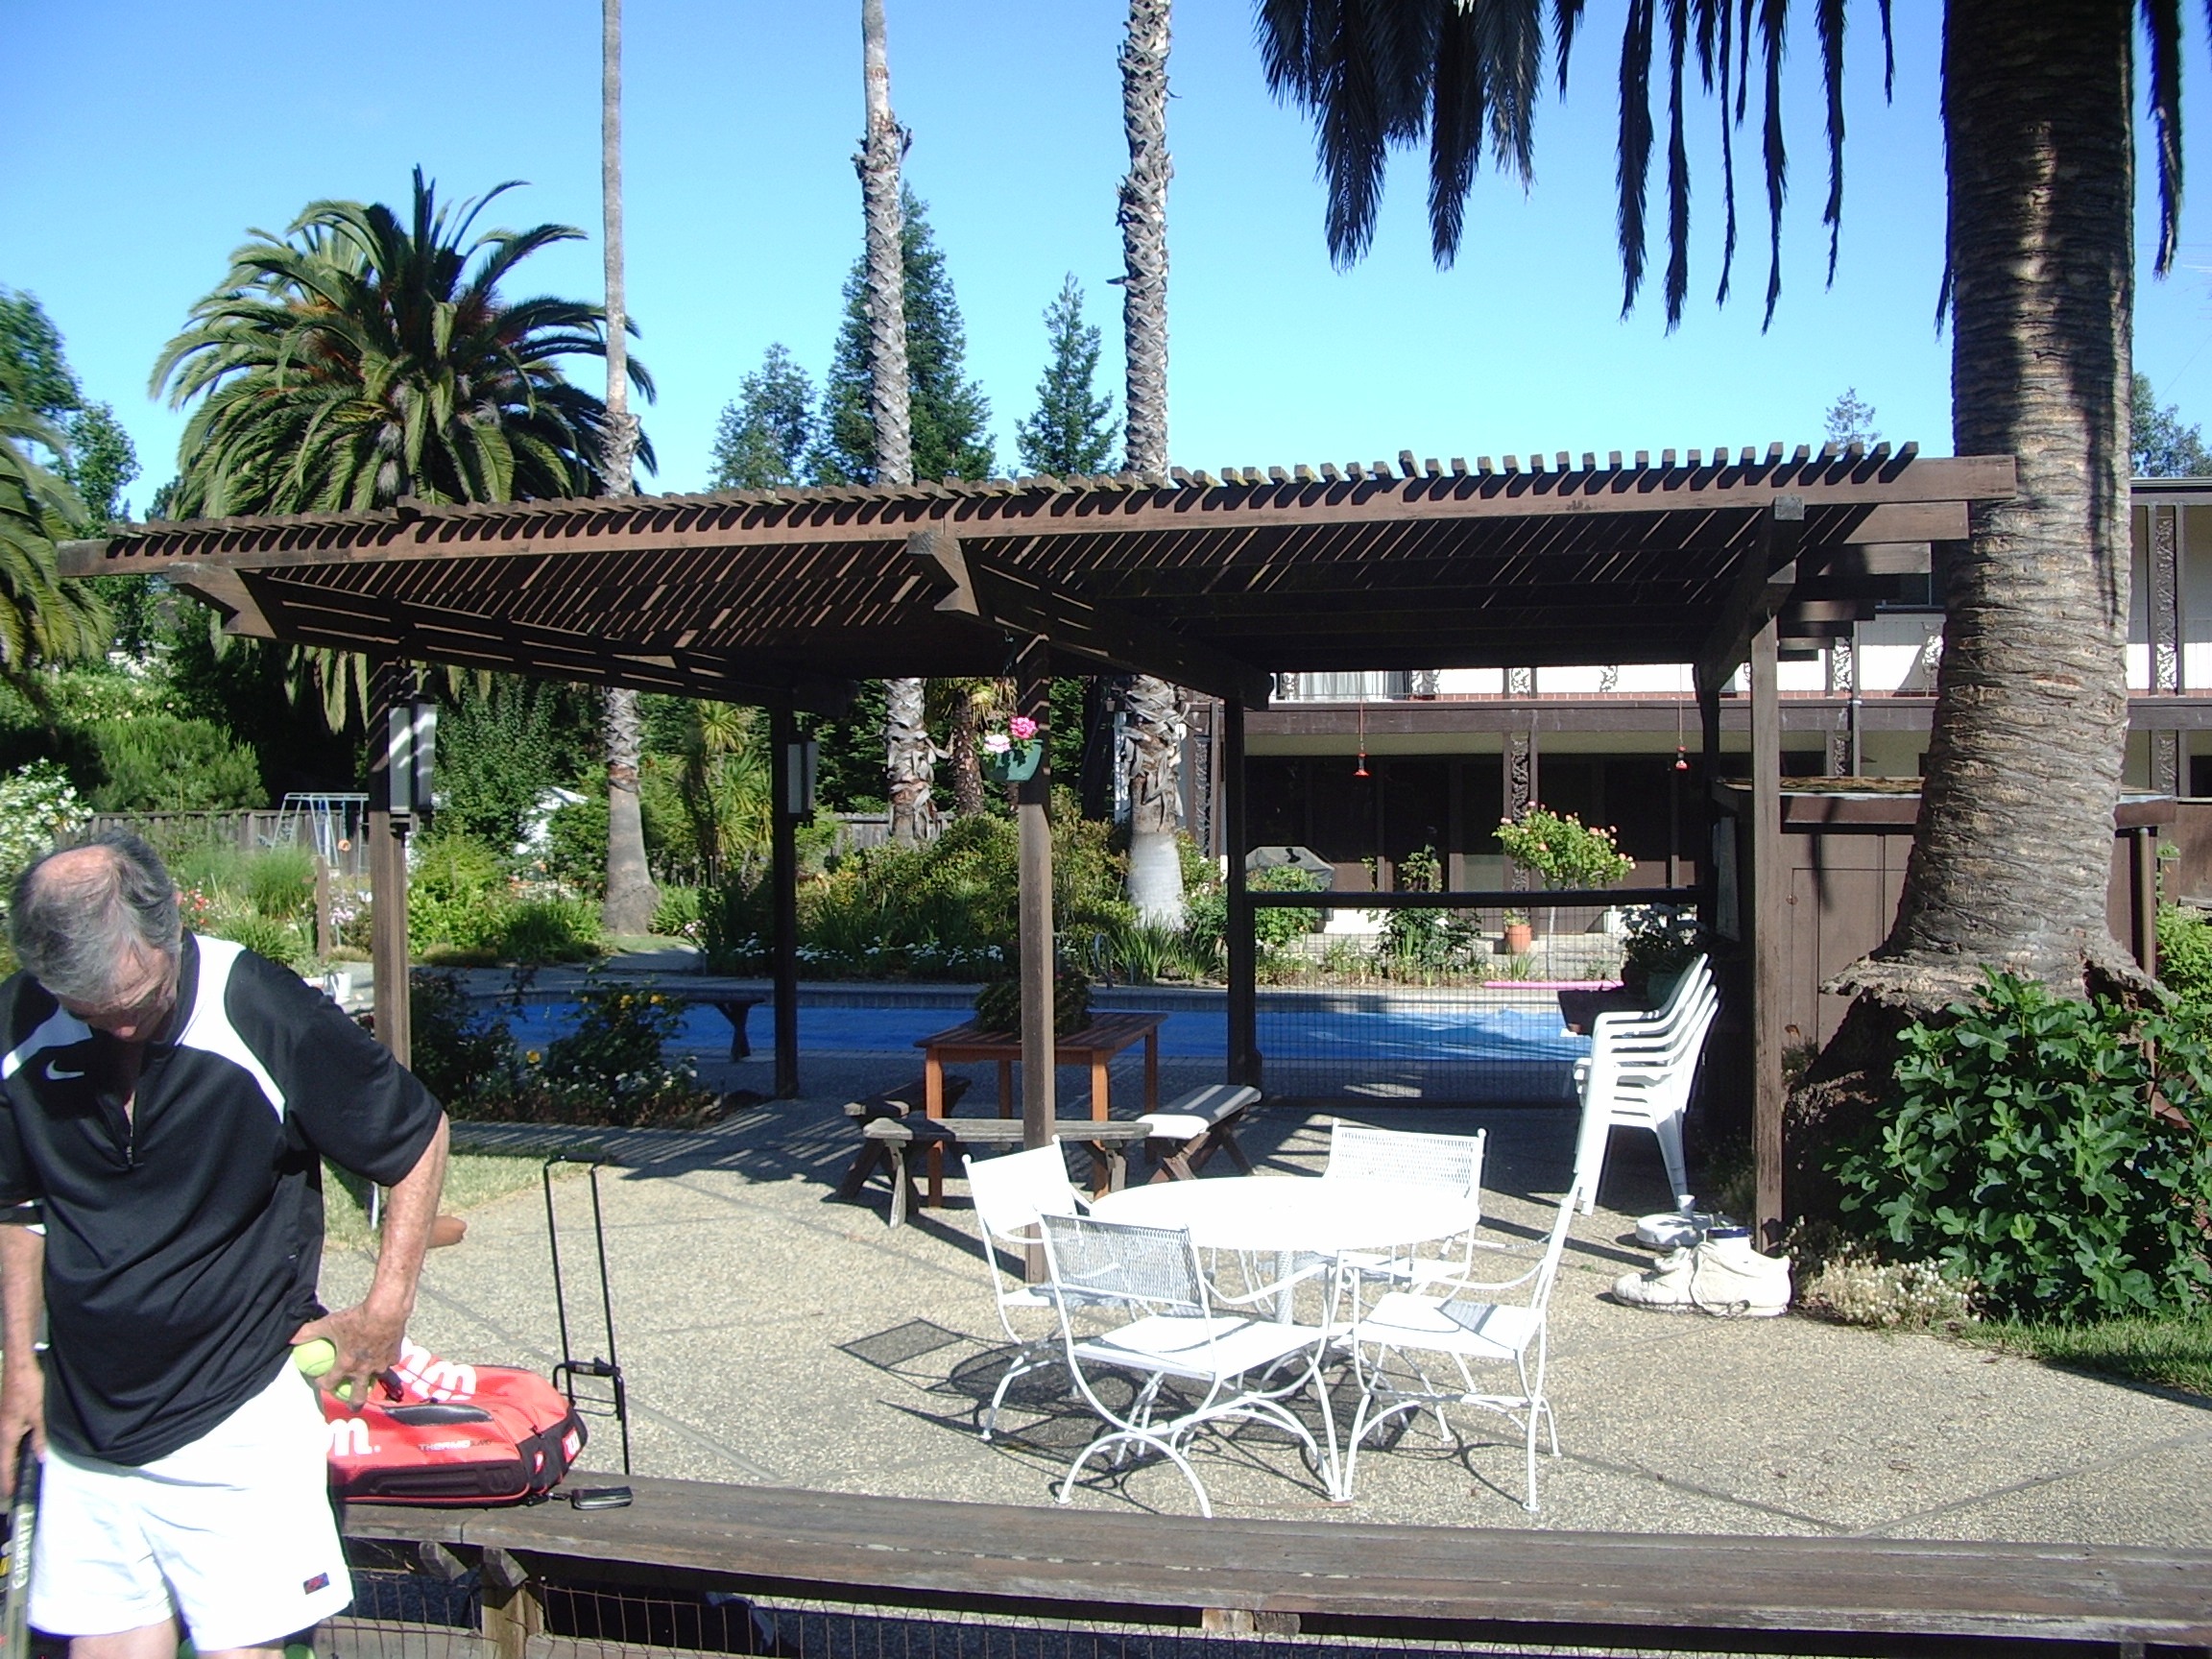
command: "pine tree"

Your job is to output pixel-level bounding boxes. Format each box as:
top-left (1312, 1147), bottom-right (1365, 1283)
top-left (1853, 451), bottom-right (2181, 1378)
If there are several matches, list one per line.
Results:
top-left (710, 345), bottom-right (815, 490)
top-left (1016, 276), bottom-right (1116, 476)
top-left (1822, 388), bottom-right (1882, 449)
top-left (2132, 374), bottom-right (2212, 478)
top-left (813, 188), bottom-right (994, 485)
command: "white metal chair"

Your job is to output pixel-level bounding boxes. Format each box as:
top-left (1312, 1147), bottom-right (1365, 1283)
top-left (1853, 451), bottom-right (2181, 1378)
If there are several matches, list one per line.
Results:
top-left (1037, 1212), bottom-right (1337, 1517)
top-left (1322, 1122), bottom-right (1489, 1292)
top-left (1572, 958), bottom-right (1719, 1213)
top-left (1339, 1178), bottom-right (1585, 1512)
top-left (963, 1143), bottom-right (1087, 1440)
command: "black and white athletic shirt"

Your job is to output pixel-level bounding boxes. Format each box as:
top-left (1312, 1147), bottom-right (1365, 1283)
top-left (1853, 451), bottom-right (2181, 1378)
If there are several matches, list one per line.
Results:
top-left (0, 934), bottom-right (443, 1466)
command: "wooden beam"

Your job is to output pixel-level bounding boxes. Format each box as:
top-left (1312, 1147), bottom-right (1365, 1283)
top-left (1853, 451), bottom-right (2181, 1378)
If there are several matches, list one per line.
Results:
top-left (175, 569), bottom-right (278, 639)
top-left (1222, 699), bottom-right (1259, 1089)
top-left (1750, 620), bottom-right (1786, 1244)
top-left (912, 528), bottom-right (1273, 708)
top-left (1697, 499), bottom-right (1807, 691)
top-left (70, 456), bottom-right (2017, 576)
top-left (769, 698), bottom-right (802, 1100)
top-left (1015, 638), bottom-right (1055, 1147)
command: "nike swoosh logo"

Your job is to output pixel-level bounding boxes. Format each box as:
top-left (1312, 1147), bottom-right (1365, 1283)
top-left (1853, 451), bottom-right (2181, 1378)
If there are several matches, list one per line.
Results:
top-left (47, 1067), bottom-right (84, 1081)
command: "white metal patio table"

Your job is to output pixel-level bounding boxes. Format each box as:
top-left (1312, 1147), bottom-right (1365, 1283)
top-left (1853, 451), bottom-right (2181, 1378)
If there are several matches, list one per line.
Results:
top-left (1090, 1175), bottom-right (1471, 1501)
top-left (1090, 1174), bottom-right (1468, 1257)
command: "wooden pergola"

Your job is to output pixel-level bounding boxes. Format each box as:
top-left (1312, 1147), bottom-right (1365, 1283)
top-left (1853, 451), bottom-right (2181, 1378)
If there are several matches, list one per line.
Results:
top-left (66, 443), bottom-right (2014, 1235)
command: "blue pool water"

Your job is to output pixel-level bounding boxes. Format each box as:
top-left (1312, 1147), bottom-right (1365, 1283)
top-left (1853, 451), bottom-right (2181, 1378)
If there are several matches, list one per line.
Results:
top-left (499, 998), bottom-right (1588, 1068)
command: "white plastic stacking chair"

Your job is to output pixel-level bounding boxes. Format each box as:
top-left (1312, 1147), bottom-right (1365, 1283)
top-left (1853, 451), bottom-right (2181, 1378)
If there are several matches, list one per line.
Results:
top-left (1037, 1212), bottom-right (1336, 1517)
top-left (1572, 961), bottom-right (1719, 1213)
top-left (1322, 1122), bottom-right (1489, 1293)
top-left (1340, 1177), bottom-right (1585, 1512)
top-left (963, 1143), bottom-right (1087, 1440)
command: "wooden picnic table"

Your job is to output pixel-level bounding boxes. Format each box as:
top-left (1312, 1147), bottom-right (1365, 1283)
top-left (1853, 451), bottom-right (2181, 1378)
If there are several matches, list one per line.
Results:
top-left (917, 1011), bottom-right (1164, 1121)
top-left (914, 1012), bottom-right (1166, 1205)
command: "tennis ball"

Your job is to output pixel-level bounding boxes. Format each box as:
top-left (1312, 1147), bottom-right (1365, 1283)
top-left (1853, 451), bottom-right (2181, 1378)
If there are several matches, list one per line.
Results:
top-left (292, 1339), bottom-right (337, 1378)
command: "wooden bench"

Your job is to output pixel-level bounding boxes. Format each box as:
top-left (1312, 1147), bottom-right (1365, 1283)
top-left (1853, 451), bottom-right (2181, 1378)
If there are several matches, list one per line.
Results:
top-left (843, 1116), bottom-right (1156, 1228)
top-left (338, 1473), bottom-right (2212, 1654)
top-left (1136, 1084), bottom-right (1261, 1181)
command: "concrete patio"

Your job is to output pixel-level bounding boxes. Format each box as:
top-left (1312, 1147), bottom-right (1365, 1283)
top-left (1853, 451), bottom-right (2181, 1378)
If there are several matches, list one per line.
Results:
top-left (320, 1081), bottom-right (2212, 1547)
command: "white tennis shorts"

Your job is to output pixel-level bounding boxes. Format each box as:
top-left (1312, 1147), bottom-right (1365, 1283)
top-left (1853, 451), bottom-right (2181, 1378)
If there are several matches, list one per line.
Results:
top-left (30, 1362), bottom-right (350, 1647)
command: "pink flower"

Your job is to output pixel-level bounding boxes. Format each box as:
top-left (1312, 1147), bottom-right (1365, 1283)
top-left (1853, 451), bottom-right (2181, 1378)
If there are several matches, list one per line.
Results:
top-left (1009, 715), bottom-right (1039, 741)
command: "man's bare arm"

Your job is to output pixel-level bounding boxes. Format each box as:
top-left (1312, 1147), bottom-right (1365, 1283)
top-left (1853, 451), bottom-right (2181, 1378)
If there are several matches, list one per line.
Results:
top-left (0, 1220), bottom-right (44, 1497)
top-left (292, 1116), bottom-right (448, 1403)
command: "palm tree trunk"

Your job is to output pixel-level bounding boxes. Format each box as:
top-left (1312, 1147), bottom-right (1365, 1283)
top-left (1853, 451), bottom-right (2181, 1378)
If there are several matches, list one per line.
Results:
top-left (1842, 0), bottom-right (2134, 1004)
top-left (1119, 0), bottom-right (1171, 480)
top-left (1118, 0), bottom-right (1186, 925)
top-left (885, 676), bottom-right (938, 843)
top-left (598, 0), bottom-right (657, 935)
top-left (947, 684), bottom-right (987, 817)
top-left (1796, 0), bottom-right (2136, 1222)
top-left (860, 0), bottom-right (932, 845)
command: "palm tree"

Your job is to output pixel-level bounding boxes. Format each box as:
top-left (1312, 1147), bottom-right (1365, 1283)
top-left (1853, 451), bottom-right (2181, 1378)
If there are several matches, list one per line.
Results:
top-left (598, 0), bottom-right (659, 937)
top-left (1118, 0), bottom-right (1189, 928)
top-left (1257, 0), bottom-right (2173, 1197)
top-left (155, 167), bottom-right (650, 746)
top-left (0, 356), bottom-right (108, 687)
top-left (859, 0), bottom-right (936, 844)
top-left (154, 171), bottom-right (649, 516)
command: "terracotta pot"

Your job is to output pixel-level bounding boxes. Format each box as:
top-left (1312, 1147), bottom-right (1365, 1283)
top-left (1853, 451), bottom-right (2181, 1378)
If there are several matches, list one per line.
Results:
top-left (1503, 922), bottom-right (1534, 952)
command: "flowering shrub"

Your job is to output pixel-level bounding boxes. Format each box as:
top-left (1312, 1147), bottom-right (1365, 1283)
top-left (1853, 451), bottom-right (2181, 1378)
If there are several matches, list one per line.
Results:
top-left (1796, 1244), bottom-right (1979, 1329)
top-left (1495, 807), bottom-right (1634, 889)
top-left (0, 762), bottom-right (90, 897)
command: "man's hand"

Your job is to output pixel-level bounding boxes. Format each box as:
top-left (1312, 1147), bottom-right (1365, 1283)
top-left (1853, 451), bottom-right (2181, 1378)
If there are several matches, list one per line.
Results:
top-left (0, 1359), bottom-right (41, 1502)
top-left (301, 1115), bottom-right (448, 1407)
top-left (290, 1305), bottom-right (405, 1407)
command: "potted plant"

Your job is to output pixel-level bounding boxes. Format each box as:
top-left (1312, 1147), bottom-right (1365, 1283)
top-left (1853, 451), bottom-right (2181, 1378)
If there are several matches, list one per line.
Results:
top-left (1495, 806), bottom-right (1635, 967)
top-left (1621, 905), bottom-right (1702, 1001)
top-left (1501, 909), bottom-right (1534, 953)
top-left (980, 715), bottom-right (1044, 784)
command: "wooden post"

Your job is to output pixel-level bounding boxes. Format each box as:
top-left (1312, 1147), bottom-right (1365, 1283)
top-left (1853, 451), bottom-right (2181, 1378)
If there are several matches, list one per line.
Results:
top-left (367, 659), bottom-right (414, 1069)
top-left (1222, 698), bottom-right (1259, 1088)
top-left (313, 854), bottom-right (334, 961)
top-left (1016, 639), bottom-right (1055, 1147)
top-left (1695, 668), bottom-right (1723, 933)
top-left (479, 1550), bottom-right (541, 1659)
top-left (769, 697), bottom-right (802, 1099)
top-left (1750, 619), bottom-right (1786, 1245)
top-left (2132, 825), bottom-right (2160, 976)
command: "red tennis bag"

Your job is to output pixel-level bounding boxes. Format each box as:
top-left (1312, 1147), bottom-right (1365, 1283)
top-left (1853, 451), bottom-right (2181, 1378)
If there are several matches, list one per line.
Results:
top-left (321, 1340), bottom-right (588, 1504)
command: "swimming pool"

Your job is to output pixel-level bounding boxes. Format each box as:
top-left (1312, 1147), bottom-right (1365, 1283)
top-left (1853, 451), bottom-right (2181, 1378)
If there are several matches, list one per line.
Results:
top-left (498, 995), bottom-right (1589, 1084)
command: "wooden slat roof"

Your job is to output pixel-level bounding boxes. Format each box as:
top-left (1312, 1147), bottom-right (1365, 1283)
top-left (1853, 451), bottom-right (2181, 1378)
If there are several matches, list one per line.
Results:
top-left (62, 443), bottom-right (2013, 707)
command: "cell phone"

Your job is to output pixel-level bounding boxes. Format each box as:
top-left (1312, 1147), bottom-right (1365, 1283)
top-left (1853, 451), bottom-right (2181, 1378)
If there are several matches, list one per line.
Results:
top-left (567, 1485), bottom-right (633, 1510)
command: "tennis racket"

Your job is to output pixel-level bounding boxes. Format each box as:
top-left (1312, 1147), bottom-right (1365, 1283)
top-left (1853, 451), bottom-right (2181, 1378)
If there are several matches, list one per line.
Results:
top-left (1, 1431), bottom-right (37, 1659)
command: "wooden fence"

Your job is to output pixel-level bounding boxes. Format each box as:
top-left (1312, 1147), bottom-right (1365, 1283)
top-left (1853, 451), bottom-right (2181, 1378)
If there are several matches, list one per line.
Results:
top-left (86, 807), bottom-right (371, 876)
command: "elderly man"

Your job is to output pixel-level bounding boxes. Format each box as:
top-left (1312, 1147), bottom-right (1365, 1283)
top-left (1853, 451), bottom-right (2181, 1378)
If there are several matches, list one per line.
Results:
top-left (0, 830), bottom-right (447, 1655)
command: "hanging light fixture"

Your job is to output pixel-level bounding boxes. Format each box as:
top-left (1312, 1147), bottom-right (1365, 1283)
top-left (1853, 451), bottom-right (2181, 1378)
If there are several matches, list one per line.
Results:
top-left (1674, 663), bottom-right (1691, 771)
top-left (1354, 696), bottom-right (1370, 778)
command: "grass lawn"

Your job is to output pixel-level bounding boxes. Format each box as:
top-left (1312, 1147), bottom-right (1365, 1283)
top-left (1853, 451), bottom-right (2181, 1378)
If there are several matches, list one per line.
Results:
top-left (323, 1152), bottom-right (583, 1249)
top-left (1956, 1311), bottom-right (2212, 1399)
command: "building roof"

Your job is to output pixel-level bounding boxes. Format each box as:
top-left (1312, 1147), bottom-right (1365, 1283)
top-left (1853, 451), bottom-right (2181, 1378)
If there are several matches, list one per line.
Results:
top-left (63, 443), bottom-right (2013, 709)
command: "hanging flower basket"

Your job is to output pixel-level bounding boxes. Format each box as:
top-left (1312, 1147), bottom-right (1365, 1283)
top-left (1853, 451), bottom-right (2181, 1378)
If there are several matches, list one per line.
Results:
top-left (981, 716), bottom-right (1044, 784)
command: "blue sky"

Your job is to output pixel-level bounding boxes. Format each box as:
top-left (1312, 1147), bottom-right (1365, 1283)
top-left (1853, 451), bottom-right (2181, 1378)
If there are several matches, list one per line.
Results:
top-left (10, 3), bottom-right (2212, 507)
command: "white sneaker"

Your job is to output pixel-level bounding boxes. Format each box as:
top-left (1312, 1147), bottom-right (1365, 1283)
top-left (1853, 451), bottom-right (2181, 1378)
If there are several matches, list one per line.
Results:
top-left (1612, 1231), bottom-right (1791, 1316)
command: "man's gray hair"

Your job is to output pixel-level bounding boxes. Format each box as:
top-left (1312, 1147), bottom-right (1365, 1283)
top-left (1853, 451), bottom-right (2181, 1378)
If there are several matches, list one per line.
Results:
top-left (10, 830), bottom-right (184, 1004)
